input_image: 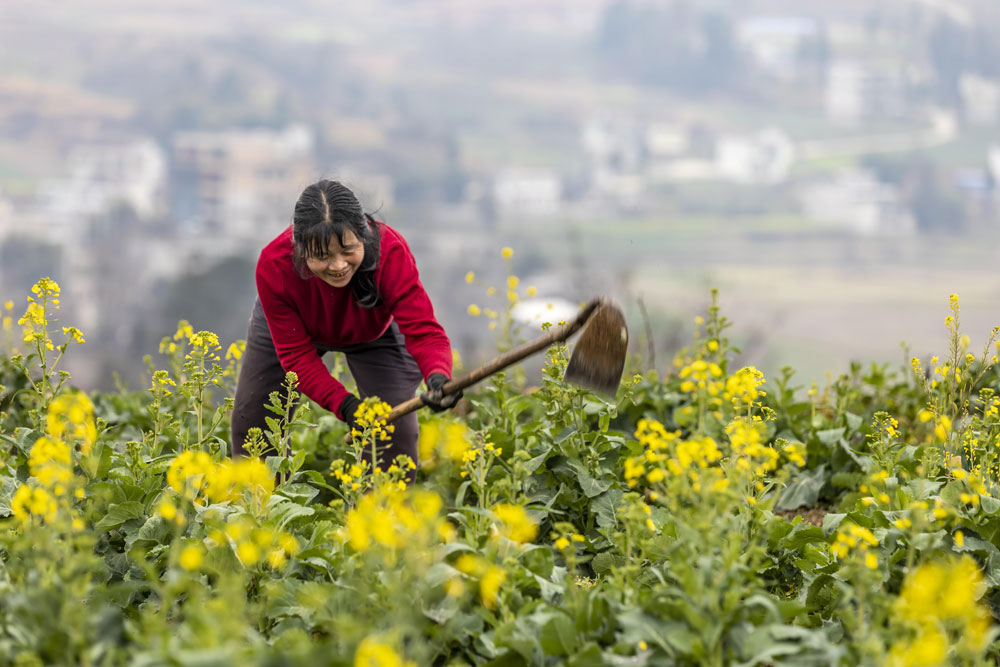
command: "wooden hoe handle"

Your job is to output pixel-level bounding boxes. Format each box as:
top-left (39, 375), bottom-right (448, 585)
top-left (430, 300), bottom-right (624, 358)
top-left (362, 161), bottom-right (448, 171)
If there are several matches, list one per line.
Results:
top-left (382, 299), bottom-right (602, 424)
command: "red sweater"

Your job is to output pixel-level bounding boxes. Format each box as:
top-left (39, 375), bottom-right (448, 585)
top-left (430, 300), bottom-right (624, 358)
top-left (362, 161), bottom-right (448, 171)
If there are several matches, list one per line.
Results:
top-left (255, 222), bottom-right (452, 420)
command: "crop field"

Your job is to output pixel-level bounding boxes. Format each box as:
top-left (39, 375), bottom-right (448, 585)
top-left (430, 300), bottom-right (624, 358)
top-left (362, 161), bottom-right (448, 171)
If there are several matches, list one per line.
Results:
top-left (2, 256), bottom-right (1000, 665)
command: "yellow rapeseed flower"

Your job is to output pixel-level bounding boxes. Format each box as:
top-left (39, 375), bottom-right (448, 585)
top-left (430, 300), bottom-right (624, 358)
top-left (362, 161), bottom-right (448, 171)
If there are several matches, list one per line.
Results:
top-left (889, 628), bottom-right (947, 667)
top-left (501, 247), bottom-right (513, 258)
top-left (167, 450), bottom-right (215, 497)
top-left (179, 545), bottom-right (203, 570)
top-left (492, 504), bottom-right (538, 544)
top-left (480, 565), bottom-right (505, 609)
top-left (267, 548), bottom-right (287, 570)
top-left (237, 541), bottom-right (261, 566)
top-left (279, 532), bottom-right (300, 555)
top-left (11, 485), bottom-right (58, 523)
top-left (465, 271), bottom-right (475, 284)
top-left (159, 501), bottom-right (178, 521)
top-left (206, 457), bottom-right (274, 505)
top-left (467, 304), bottom-right (482, 317)
top-left (225, 341), bottom-right (244, 361)
top-left (455, 554), bottom-right (486, 576)
top-left (355, 637), bottom-right (409, 667)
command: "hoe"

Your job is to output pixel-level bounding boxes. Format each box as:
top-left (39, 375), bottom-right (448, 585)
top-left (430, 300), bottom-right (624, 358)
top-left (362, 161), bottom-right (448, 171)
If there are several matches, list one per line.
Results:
top-left (383, 297), bottom-right (629, 425)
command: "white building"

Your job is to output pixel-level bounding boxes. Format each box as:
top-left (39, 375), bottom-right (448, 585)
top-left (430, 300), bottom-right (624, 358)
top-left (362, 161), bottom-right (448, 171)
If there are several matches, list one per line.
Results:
top-left (988, 145), bottom-right (1000, 185)
top-left (959, 73), bottom-right (1000, 126)
top-left (581, 115), bottom-right (643, 176)
top-left (493, 168), bottom-right (562, 219)
top-left (644, 123), bottom-right (689, 159)
top-left (36, 138), bottom-right (167, 242)
top-left (737, 16), bottom-right (819, 81)
top-left (799, 170), bottom-right (915, 236)
top-left (0, 192), bottom-right (12, 240)
top-left (715, 128), bottom-right (795, 185)
top-left (825, 61), bottom-right (906, 124)
top-left (171, 125), bottom-right (315, 240)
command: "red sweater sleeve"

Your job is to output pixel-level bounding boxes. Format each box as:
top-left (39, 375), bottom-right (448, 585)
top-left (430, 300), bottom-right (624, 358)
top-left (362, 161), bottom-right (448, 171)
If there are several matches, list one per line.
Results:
top-left (380, 234), bottom-right (453, 382)
top-left (255, 263), bottom-right (352, 417)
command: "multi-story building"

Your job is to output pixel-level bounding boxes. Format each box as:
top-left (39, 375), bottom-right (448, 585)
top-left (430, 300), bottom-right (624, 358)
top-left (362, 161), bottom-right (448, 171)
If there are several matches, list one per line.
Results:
top-left (170, 125), bottom-right (315, 242)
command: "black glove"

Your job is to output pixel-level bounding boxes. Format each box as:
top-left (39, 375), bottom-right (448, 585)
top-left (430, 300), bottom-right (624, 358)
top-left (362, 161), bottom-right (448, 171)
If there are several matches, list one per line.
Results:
top-left (420, 373), bottom-right (462, 412)
top-left (339, 394), bottom-right (363, 431)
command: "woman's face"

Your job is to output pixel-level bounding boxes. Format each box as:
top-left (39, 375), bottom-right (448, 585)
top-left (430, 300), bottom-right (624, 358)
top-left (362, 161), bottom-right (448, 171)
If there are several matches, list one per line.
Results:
top-left (305, 229), bottom-right (365, 288)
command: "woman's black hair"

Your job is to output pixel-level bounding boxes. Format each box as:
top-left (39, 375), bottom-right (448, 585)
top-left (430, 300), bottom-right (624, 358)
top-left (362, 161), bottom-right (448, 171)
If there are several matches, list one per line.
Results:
top-left (291, 180), bottom-right (382, 308)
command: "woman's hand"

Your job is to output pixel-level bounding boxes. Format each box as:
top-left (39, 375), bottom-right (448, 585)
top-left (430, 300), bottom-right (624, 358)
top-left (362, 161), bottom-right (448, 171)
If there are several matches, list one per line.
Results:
top-left (420, 373), bottom-right (462, 412)
top-left (339, 394), bottom-right (362, 431)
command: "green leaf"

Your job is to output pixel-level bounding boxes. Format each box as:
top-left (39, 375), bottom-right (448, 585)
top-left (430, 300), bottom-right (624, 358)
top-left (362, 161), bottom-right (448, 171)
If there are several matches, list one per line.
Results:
top-left (439, 542), bottom-right (477, 558)
top-left (126, 515), bottom-right (169, 550)
top-left (96, 440), bottom-right (113, 479)
top-left (483, 652), bottom-right (526, 667)
top-left (266, 498), bottom-right (315, 529)
top-left (735, 623), bottom-right (846, 667)
top-left (278, 483), bottom-right (319, 504)
top-left (424, 596), bottom-right (461, 625)
top-left (494, 618), bottom-right (542, 661)
top-left (522, 546), bottom-right (554, 578)
top-left (540, 614), bottom-right (578, 656)
top-left (591, 552), bottom-right (624, 575)
top-left (94, 501), bottom-right (146, 532)
top-left (815, 427), bottom-right (845, 446)
top-left (522, 450), bottom-right (550, 475)
top-left (776, 464), bottom-right (828, 511)
top-left (598, 413), bottom-right (610, 433)
top-left (454, 480), bottom-right (471, 508)
top-left (0, 474), bottom-right (19, 517)
top-left (845, 412), bottom-right (863, 432)
top-left (566, 643), bottom-right (604, 667)
top-left (301, 470), bottom-right (338, 493)
top-left (981, 494), bottom-right (1000, 515)
top-left (554, 427), bottom-right (577, 444)
top-left (821, 513), bottom-right (846, 535)
top-left (782, 525), bottom-right (827, 551)
top-left (592, 489), bottom-right (623, 529)
top-left (562, 459), bottom-right (611, 498)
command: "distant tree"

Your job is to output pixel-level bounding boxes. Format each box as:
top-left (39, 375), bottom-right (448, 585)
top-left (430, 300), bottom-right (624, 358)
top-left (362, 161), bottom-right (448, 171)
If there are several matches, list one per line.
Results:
top-left (593, 1), bottom-right (745, 96)
top-left (908, 164), bottom-right (966, 234)
top-left (928, 19), bottom-right (970, 106)
top-left (129, 255), bottom-right (257, 369)
top-left (797, 27), bottom-right (830, 84)
top-left (861, 155), bottom-right (909, 185)
top-left (0, 237), bottom-right (62, 300)
top-left (698, 13), bottom-right (740, 91)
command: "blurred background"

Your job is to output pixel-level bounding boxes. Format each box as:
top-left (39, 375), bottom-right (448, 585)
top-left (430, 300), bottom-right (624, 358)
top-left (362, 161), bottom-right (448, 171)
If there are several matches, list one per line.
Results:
top-left (2, 0), bottom-right (1000, 391)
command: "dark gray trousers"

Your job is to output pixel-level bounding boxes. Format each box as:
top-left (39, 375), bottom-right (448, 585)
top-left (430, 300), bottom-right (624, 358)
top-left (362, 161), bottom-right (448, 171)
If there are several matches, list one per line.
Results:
top-left (230, 300), bottom-right (422, 477)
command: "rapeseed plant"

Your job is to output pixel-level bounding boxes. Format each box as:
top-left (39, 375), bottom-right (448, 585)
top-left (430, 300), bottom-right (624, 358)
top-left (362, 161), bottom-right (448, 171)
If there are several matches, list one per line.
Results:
top-left (416, 417), bottom-right (472, 469)
top-left (354, 636), bottom-right (415, 667)
top-left (491, 503), bottom-right (538, 544)
top-left (888, 555), bottom-right (994, 665)
top-left (341, 484), bottom-right (453, 561)
top-left (10, 389), bottom-right (96, 527)
top-left (910, 294), bottom-right (1000, 479)
top-left (9, 278), bottom-right (86, 424)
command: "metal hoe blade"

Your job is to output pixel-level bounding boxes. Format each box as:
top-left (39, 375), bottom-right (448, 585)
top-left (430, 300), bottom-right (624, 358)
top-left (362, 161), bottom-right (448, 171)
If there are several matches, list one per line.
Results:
top-left (564, 301), bottom-right (628, 396)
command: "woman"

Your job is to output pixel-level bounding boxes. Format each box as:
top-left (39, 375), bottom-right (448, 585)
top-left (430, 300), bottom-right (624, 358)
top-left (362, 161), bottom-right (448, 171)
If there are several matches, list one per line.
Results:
top-left (231, 179), bottom-right (460, 478)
